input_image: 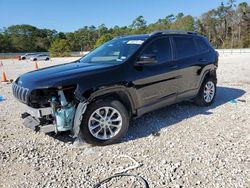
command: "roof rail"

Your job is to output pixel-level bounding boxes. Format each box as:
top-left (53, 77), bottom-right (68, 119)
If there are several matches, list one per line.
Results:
top-left (150, 30), bottom-right (197, 36)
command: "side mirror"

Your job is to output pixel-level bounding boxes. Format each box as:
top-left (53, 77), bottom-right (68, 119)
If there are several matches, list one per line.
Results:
top-left (136, 54), bottom-right (157, 65)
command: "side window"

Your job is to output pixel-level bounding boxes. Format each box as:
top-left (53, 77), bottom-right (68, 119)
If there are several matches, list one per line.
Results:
top-left (173, 37), bottom-right (198, 59)
top-left (141, 37), bottom-right (172, 63)
top-left (196, 38), bottom-right (209, 52)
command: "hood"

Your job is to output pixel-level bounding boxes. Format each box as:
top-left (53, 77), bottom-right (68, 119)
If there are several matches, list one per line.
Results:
top-left (16, 61), bottom-right (117, 89)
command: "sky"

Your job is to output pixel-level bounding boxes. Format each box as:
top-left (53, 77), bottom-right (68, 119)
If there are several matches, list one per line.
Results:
top-left (0, 0), bottom-right (250, 32)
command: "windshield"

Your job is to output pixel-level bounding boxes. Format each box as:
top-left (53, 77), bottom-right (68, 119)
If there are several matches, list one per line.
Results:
top-left (79, 38), bottom-right (145, 64)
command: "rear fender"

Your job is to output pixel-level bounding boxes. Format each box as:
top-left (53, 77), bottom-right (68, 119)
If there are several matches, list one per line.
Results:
top-left (197, 64), bottom-right (217, 90)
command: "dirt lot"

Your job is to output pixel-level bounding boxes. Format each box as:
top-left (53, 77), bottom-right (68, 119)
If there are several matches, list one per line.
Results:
top-left (0, 55), bottom-right (249, 188)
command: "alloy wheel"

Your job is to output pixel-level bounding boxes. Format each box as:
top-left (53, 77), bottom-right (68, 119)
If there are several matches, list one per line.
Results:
top-left (203, 81), bottom-right (215, 103)
top-left (88, 106), bottom-right (122, 140)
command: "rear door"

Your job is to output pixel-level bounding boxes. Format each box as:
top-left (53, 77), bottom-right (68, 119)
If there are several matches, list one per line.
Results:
top-left (172, 35), bottom-right (201, 97)
top-left (132, 36), bottom-right (180, 108)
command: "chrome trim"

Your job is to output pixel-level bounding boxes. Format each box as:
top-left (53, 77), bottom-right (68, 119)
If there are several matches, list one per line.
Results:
top-left (12, 83), bottom-right (29, 103)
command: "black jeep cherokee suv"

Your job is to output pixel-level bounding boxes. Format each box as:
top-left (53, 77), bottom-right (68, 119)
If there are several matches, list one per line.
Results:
top-left (13, 30), bottom-right (218, 146)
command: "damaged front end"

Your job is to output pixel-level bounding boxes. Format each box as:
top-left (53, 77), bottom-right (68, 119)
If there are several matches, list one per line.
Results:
top-left (15, 85), bottom-right (87, 136)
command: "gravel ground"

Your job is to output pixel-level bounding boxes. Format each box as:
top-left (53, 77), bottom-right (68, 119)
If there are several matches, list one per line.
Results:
top-left (0, 55), bottom-right (249, 188)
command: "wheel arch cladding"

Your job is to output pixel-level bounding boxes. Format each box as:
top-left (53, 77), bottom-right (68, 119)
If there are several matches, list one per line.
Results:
top-left (197, 65), bottom-right (217, 89)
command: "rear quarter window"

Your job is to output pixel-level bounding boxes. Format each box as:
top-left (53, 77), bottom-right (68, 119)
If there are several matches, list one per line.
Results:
top-left (196, 38), bottom-right (210, 52)
top-left (173, 36), bottom-right (198, 59)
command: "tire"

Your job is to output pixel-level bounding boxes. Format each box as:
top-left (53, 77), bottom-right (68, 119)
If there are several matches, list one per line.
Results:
top-left (45, 58), bottom-right (49, 61)
top-left (194, 77), bottom-right (217, 106)
top-left (33, 58), bottom-right (37, 61)
top-left (80, 99), bottom-right (129, 146)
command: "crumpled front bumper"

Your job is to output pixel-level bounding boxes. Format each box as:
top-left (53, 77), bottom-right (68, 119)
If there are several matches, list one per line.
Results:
top-left (21, 102), bottom-right (88, 137)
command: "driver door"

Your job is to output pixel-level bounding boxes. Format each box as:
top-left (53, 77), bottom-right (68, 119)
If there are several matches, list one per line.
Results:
top-left (132, 36), bottom-right (180, 109)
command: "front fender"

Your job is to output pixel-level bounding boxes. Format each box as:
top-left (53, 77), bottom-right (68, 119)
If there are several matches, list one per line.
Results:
top-left (75, 84), bottom-right (137, 115)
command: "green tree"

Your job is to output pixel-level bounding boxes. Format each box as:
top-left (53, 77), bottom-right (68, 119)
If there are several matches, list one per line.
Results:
top-left (94, 34), bottom-right (113, 48)
top-left (75, 26), bottom-right (99, 51)
top-left (49, 39), bottom-right (71, 57)
top-left (238, 2), bottom-right (250, 47)
top-left (166, 14), bottom-right (175, 23)
top-left (176, 13), bottom-right (184, 20)
top-left (1, 1), bottom-right (250, 52)
top-left (130, 16), bottom-right (147, 32)
top-left (171, 15), bottom-right (195, 31)
top-left (111, 26), bottom-right (131, 37)
top-left (0, 33), bottom-right (12, 52)
top-left (147, 17), bottom-right (171, 32)
top-left (6, 24), bottom-right (37, 52)
top-left (1, 25), bottom-right (57, 52)
top-left (66, 32), bottom-right (82, 51)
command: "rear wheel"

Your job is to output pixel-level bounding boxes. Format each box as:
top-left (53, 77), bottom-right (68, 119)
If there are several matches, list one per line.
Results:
top-left (80, 99), bottom-right (129, 146)
top-left (194, 77), bottom-right (216, 106)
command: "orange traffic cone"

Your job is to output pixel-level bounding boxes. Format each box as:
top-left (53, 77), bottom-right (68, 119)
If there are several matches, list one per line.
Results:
top-left (1, 71), bottom-right (8, 82)
top-left (35, 62), bottom-right (39, 70)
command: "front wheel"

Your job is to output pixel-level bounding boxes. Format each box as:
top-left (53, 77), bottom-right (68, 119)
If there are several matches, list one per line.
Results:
top-left (80, 99), bottom-right (129, 146)
top-left (194, 77), bottom-right (216, 106)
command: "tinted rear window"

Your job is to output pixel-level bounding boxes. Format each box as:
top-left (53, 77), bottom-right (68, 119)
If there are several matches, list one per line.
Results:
top-left (196, 38), bottom-right (210, 52)
top-left (173, 37), bottom-right (198, 59)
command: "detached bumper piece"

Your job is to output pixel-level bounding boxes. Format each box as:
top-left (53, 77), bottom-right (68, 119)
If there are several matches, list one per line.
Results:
top-left (21, 112), bottom-right (56, 133)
